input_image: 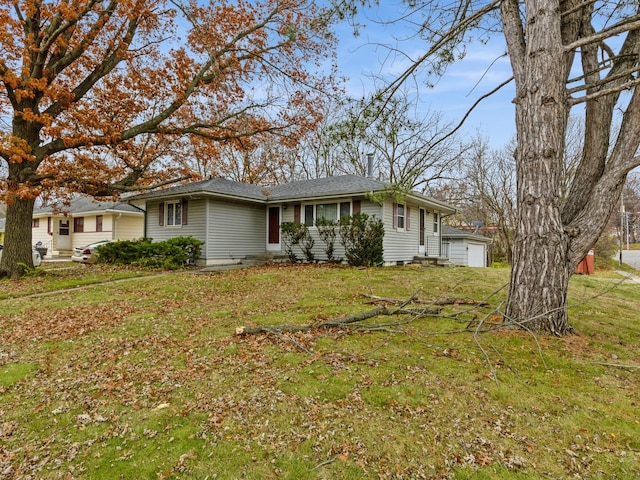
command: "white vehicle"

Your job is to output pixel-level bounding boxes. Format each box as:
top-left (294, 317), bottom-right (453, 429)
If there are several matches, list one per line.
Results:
top-left (0, 244), bottom-right (43, 267)
top-left (71, 240), bottom-right (111, 263)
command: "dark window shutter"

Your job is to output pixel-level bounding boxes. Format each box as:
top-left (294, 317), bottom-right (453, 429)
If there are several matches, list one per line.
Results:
top-left (352, 200), bottom-right (361, 214)
top-left (159, 203), bottom-right (164, 226)
top-left (392, 203), bottom-right (398, 229)
top-left (182, 199), bottom-right (188, 225)
top-left (406, 206), bottom-right (411, 231)
top-left (294, 204), bottom-right (301, 223)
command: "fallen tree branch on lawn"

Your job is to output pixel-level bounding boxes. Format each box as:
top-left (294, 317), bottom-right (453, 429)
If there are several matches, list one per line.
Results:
top-left (361, 293), bottom-right (488, 306)
top-left (589, 362), bottom-right (640, 370)
top-left (234, 292), bottom-right (444, 336)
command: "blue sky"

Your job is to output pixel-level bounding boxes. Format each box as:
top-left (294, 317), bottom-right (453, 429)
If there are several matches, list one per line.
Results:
top-left (331, 2), bottom-right (517, 149)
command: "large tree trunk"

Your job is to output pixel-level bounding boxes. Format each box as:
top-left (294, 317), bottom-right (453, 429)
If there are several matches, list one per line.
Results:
top-left (502, 0), bottom-right (574, 334)
top-left (506, 231), bottom-right (573, 335)
top-left (0, 198), bottom-right (36, 279)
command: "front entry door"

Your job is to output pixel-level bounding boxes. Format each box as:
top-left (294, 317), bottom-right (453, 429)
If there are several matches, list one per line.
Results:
top-left (267, 207), bottom-right (280, 248)
top-left (419, 208), bottom-right (426, 255)
top-left (58, 219), bottom-right (71, 250)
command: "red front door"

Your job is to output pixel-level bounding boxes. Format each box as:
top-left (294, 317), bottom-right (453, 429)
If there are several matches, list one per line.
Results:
top-left (268, 207), bottom-right (280, 244)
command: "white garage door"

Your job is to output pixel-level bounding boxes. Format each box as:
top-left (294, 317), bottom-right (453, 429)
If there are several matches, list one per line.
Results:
top-left (467, 242), bottom-right (486, 267)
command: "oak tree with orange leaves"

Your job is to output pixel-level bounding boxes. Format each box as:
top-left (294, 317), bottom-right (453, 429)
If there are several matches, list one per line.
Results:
top-left (0, 0), bottom-right (337, 277)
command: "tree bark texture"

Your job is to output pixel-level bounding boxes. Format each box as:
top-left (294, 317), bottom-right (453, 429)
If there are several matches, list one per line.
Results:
top-left (502, 0), bottom-right (574, 334)
top-left (0, 197), bottom-right (36, 278)
top-left (500, 0), bottom-right (640, 334)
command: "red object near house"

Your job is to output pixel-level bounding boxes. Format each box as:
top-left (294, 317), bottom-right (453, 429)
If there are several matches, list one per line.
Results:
top-left (575, 250), bottom-right (595, 275)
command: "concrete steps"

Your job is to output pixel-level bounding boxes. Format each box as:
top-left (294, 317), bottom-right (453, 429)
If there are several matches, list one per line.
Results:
top-left (412, 255), bottom-right (452, 267)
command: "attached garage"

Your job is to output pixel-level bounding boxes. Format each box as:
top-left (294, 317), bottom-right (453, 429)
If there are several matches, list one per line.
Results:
top-left (442, 226), bottom-right (492, 267)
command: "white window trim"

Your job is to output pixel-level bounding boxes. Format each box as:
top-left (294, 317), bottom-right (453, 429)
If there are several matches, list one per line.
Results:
top-left (303, 201), bottom-right (351, 227)
top-left (396, 203), bottom-right (406, 231)
top-left (166, 200), bottom-right (183, 227)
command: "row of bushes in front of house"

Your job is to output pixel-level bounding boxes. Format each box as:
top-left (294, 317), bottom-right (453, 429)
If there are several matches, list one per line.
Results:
top-left (281, 213), bottom-right (384, 267)
top-left (97, 237), bottom-right (203, 269)
top-left (95, 213), bottom-right (384, 269)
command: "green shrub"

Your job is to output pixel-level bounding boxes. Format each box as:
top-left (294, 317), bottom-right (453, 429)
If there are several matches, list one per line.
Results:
top-left (316, 218), bottom-right (340, 262)
top-left (280, 222), bottom-right (309, 263)
top-left (339, 214), bottom-right (384, 267)
top-left (97, 237), bottom-right (203, 269)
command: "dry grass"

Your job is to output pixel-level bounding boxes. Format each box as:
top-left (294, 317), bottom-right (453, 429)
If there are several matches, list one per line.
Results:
top-left (1, 263), bottom-right (639, 479)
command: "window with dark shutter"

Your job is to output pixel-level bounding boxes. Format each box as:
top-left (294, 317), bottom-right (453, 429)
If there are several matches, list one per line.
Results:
top-left (159, 203), bottom-right (164, 226)
top-left (294, 204), bottom-right (301, 223)
top-left (392, 203), bottom-right (398, 229)
top-left (182, 200), bottom-right (188, 225)
top-left (352, 200), bottom-right (361, 214)
top-left (393, 203), bottom-right (405, 229)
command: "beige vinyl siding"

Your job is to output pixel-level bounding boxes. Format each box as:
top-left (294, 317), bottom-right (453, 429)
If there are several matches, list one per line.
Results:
top-left (206, 199), bottom-right (266, 260)
top-left (68, 214), bottom-right (143, 249)
top-left (114, 215), bottom-right (144, 240)
top-left (31, 219), bottom-right (52, 250)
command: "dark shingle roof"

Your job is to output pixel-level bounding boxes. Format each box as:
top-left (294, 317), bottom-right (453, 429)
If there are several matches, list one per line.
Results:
top-left (269, 175), bottom-right (387, 200)
top-left (33, 196), bottom-right (143, 216)
top-left (131, 177), bottom-right (267, 201)
top-left (443, 226), bottom-right (492, 242)
top-left (129, 175), bottom-right (456, 213)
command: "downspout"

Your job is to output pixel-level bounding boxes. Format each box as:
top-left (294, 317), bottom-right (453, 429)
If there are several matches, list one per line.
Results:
top-left (113, 213), bottom-right (122, 240)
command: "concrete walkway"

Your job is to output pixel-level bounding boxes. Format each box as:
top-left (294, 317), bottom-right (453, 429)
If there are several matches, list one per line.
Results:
top-left (613, 250), bottom-right (640, 284)
top-left (614, 270), bottom-right (640, 284)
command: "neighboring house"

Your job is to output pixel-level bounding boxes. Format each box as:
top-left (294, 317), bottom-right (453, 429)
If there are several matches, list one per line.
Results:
top-left (442, 226), bottom-right (492, 267)
top-left (0, 217), bottom-right (5, 244)
top-left (129, 175), bottom-right (457, 266)
top-left (31, 196), bottom-right (144, 256)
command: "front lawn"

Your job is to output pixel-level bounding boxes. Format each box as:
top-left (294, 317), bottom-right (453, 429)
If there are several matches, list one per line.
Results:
top-left (1, 264), bottom-right (638, 479)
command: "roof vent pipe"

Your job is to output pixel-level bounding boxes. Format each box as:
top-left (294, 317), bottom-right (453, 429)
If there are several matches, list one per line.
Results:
top-left (366, 153), bottom-right (374, 178)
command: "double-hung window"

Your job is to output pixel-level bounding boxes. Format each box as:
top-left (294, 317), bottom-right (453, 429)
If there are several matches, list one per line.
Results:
top-left (159, 200), bottom-right (187, 227)
top-left (397, 204), bottom-right (405, 229)
top-left (433, 213), bottom-right (439, 234)
top-left (167, 201), bottom-right (182, 226)
top-left (393, 202), bottom-right (410, 231)
top-left (74, 217), bottom-right (84, 233)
